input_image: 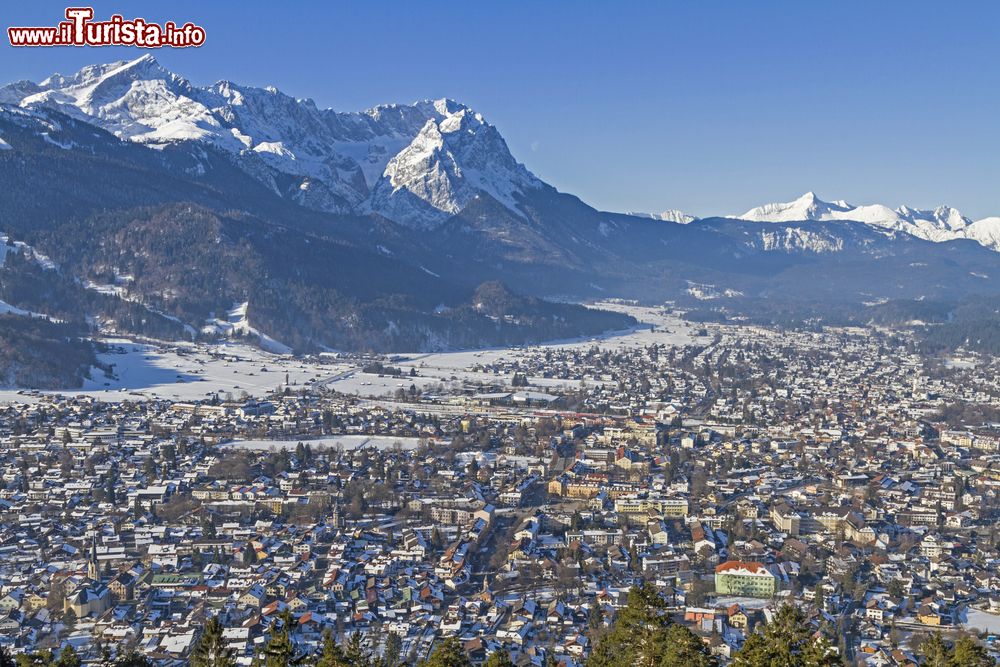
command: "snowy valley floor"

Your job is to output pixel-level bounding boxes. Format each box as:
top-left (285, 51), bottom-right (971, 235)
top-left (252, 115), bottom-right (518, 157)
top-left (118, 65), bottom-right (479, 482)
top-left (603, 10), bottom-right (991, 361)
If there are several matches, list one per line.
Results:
top-left (0, 303), bottom-right (709, 404)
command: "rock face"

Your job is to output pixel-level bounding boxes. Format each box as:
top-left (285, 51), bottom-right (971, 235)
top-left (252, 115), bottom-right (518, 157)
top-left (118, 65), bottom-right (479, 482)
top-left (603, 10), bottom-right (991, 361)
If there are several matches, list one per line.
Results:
top-left (368, 100), bottom-right (540, 228)
top-left (1, 56), bottom-right (541, 228)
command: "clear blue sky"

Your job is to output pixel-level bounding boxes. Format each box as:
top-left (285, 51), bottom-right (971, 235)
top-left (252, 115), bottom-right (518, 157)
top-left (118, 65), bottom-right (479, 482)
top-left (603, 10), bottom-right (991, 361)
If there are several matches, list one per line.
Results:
top-left (2, 1), bottom-right (999, 218)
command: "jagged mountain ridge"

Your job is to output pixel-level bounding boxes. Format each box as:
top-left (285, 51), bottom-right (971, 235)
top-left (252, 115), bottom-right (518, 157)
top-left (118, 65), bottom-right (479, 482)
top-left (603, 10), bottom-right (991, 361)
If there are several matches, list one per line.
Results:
top-left (6, 61), bottom-right (1000, 360)
top-left (627, 209), bottom-right (699, 224)
top-left (731, 191), bottom-right (1000, 250)
top-left (0, 55), bottom-right (542, 229)
top-left (6, 58), bottom-right (1000, 250)
top-left (4, 100), bottom-right (1000, 306)
top-left (0, 102), bottom-right (638, 354)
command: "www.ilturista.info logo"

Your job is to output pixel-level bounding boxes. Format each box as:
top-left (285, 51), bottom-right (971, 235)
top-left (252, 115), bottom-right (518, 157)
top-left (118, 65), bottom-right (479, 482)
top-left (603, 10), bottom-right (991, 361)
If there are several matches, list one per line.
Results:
top-left (8, 7), bottom-right (205, 47)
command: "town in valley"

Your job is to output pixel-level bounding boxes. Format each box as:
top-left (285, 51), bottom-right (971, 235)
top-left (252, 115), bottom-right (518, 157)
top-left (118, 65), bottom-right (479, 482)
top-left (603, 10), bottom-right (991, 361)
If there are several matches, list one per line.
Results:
top-left (1, 303), bottom-right (998, 666)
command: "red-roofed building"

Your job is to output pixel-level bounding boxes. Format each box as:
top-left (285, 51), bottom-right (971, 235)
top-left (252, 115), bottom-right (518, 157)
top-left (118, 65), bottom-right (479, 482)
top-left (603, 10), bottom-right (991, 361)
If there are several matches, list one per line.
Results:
top-left (714, 560), bottom-right (777, 598)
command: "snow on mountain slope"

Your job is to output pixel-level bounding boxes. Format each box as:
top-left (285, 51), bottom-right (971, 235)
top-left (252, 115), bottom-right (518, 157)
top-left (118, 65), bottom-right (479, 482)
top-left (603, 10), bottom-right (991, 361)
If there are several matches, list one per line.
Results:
top-left (627, 209), bottom-right (698, 224)
top-left (368, 100), bottom-right (541, 228)
top-left (16, 56), bottom-right (221, 144)
top-left (731, 192), bottom-right (1000, 250)
top-left (5, 57), bottom-right (998, 255)
top-left (965, 217), bottom-right (1000, 252)
top-left (760, 228), bottom-right (844, 253)
top-left (202, 302), bottom-right (291, 354)
top-left (735, 192), bottom-right (918, 229)
top-left (0, 56), bottom-right (543, 227)
top-left (0, 233), bottom-right (58, 271)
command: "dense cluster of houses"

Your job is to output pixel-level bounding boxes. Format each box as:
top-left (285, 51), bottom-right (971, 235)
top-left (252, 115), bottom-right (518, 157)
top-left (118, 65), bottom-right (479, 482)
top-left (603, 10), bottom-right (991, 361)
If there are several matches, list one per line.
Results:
top-left (1, 318), bottom-right (1000, 664)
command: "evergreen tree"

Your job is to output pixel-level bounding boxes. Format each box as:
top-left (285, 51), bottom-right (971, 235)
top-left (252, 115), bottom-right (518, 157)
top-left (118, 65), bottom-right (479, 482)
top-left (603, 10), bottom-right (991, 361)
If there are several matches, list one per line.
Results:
top-left (203, 512), bottom-right (217, 538)
top-left (430, 527), bottom-right (445, 551)
top-left (96, 641), bottom-right (111, 667)
top-left (420, 638), bottom-right (470, 667)
top-left (660, 625), bottom-right (716, 667)
top-left (383, 632), bottom-right (402, 667)
top-left (114, 652), bottom-right (152, 667)
top-left (730, 605), bottom-right (841, 667)
top-left (106, 470), bottom-right (117, 506)
top-left (921, 634), bottom-right (951, 667)
top-left (15, 650), bottom-right (54, 667)
top-left (918, 634), bottom-right (996, 667)
top-left (344, 633), bottom-right (370, 667)
top-left (55, 646), bottom-right (80, 667)
top-left (950, 635), bottom-right (996, 667)
top-left (315, 631), bottom-right (349, 667)
top-left (258, 614), bottom-right (295, 667)
top-left (191, 616), bottom-right (236, 667)
top-left (587, 585), bottom-right (679, 667)
top-left (587, 602), bottom-right (604, 631)
top-left (483, 650), bottom-right (514, 667)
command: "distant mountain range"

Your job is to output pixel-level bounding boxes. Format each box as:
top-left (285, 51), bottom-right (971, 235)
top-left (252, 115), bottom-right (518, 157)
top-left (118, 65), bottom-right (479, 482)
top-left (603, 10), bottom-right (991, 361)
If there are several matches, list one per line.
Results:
top-left (729, 191), bottom-right (1000, 251)
top-left (2, 56), bottom-right (1000, 364)
top-left (630, 191), bottom-right (1000, 251)
top-left (626, 210), bottom-right (699, 224)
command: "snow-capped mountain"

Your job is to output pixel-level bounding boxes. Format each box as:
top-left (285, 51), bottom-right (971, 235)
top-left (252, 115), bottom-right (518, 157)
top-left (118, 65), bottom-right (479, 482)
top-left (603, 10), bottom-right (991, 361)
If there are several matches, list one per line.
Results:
top-left (0, 55), bottom-right (542, 228)
top-left (627, 209), bottom-right (698, 224)
top-left (962, 217), bottom-right (1000, 252)
top-left (731, 192), bottom-right (1000, 250)
top-left (10, 57), bottom-right (998, 253)
top-left (368, 100), bottom-right (541, 228)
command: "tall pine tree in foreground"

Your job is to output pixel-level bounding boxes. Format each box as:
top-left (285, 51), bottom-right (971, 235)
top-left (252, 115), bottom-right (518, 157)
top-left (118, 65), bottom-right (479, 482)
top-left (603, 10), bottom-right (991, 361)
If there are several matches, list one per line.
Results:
top-left (730, 605), bottom-right (840, 667)
top-left (483, 650), bottom-right (514, 667)
top-left (586, 584), bottom-right (716, 667)
top-left (257, 612), bottom-right (296, 667)
top-left (343, 633), bottom-right (371, 667)
top-left (191, 616), bottom-right (237, 667)
top-left (384, 632), bottom-right (403, 667)
top-left (315, 631), bottom-right (350, 667)
top-left (420, 637), bottom-right (470, 667)
top-left (918, 633), bottom-right (996, 667)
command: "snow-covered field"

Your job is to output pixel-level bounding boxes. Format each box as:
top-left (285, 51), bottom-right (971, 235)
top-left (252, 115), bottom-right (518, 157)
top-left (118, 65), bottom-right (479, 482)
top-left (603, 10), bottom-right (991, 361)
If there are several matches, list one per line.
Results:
top-left (321, 304), bottom-right (706, 397)
top-left (945, 356), bottom-right (978, 369)
top-left (335, 303), bottom-right (709, 396)
top-left (0, 339), bottom-right (346, 404)
top-left (710, 596), bottom-right (773, 610)
top-left (962, 607), bottom-right (1000, 634)
top-left (220, 435), bottom-right (426, 452)
top-left (0, 303), bottom-right (706, 404)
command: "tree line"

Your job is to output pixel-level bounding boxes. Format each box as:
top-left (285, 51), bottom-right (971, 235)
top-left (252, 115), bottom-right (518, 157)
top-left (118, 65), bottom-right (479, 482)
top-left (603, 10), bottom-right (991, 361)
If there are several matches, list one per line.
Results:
top-left (7, 590), bottom-right (995, 667)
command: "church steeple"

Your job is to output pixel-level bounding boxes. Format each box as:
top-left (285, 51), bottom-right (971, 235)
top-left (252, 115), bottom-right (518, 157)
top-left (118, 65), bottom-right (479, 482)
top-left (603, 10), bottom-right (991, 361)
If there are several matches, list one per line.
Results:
top-left (87, 534), bottom-right (99, 581)
top-left (478, 575), bottom-right (493, 603)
